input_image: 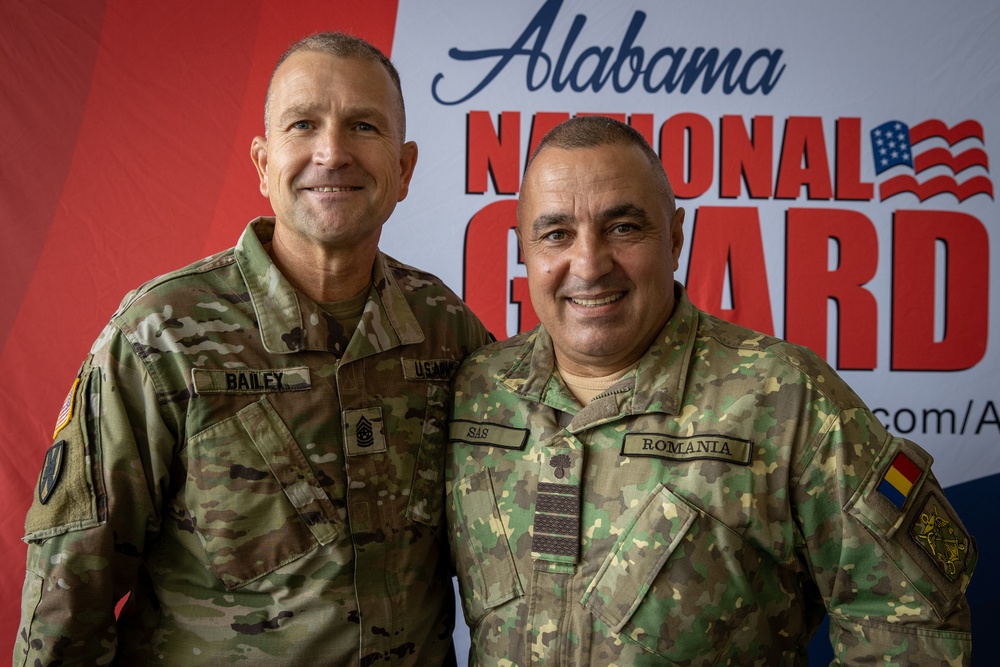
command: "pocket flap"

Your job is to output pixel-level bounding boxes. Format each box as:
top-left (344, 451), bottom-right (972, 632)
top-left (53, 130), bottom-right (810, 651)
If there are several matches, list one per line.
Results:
top-left (238, 398), bottom-right (342, 546)
top-left (583, 484), bottom-right (696, 633)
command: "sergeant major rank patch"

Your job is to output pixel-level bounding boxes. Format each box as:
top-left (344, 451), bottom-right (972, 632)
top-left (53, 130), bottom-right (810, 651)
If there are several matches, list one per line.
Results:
top-left (343, 407), bottom-right (386, 456)
top-left (38, 440), bottom-right (66, 504)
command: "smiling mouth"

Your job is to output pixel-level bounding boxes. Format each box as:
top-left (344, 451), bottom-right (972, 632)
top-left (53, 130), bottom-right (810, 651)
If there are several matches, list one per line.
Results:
top-left (308, 186), bottom-right (361, 192)
top-left (570, 293), bottom-right (624, 307)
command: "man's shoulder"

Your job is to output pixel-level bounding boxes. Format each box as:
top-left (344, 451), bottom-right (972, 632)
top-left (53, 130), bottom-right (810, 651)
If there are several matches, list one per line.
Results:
top-left (379, 253), bottom-right (492, 345)
top-left (111, 247), bottom-right (241, 324)
top-left (381, 253), bottom-right (463, 301)
top-left (692, 307), bottom-right (856, 400)
top-left (457, 330), bottom-right (533, 376)
top-left (696, 308), bottom-right (817, 366)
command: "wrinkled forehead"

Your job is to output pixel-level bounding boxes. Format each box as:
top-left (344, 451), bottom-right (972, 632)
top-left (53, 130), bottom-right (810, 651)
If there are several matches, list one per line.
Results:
top-left (520, 143), bottom-right (673, 220)
top-left (266, 51), bottom-right (405, 138)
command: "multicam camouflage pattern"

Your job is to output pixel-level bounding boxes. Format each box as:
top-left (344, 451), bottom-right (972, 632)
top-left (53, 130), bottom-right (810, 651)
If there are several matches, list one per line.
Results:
top-left (446, 284), bottom-right (975, 667)
top-left (16, 218), bottom-right (491, 666)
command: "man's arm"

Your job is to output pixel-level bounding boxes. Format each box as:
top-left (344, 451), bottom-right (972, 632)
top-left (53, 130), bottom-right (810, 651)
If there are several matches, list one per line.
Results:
top-left (795, 405), bottom-right (975, 666)
top-left (15, 328), bottom-right (169, 666)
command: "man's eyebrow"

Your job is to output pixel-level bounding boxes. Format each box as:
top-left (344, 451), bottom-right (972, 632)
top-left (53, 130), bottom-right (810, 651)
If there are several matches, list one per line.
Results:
top-left (348, 105), bottom-right (391, 123)
top-left (529, 204), bottom-right (650, 235)
top-left (531, 213), bottom-right (571, 235)
top-left (276, 102), bottom-right (322, 124)
top-left (275, 103), bottom-right (391, 125)
top-left (600, 203), bottom-right (647, 222)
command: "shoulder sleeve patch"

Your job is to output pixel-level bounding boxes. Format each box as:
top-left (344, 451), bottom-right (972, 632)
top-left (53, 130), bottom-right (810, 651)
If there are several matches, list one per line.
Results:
top-left (846, 437), bottom-right (931, 539)
top-left (846, 436), bottom-right (976, 617)
top-left (24, 368), bottom-right (102, 541)
top-left (37, 440), bottom-right (66, 504)
top-left (52, 377), bottom-right (79, 439)
top-left (908, 490), bottom-right (973, 582)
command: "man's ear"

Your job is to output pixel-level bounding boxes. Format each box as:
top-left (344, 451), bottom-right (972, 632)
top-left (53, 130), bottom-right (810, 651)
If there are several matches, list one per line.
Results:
top-left (670, 207), bottom-right (686, 270)
top-left (396, 141), bottom-right (419, 201)
top-left (250, 136), bottom-right (269, 197)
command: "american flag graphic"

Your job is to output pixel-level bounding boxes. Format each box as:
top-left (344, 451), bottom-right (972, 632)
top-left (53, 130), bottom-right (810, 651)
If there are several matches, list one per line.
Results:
top-left (52, 378), bottom-right (79, 439)
top-left (870, 119), bottom-right (993, 202)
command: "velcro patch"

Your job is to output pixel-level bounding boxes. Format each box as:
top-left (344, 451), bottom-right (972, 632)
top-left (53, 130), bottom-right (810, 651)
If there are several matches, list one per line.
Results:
top-left (402, 358), bottom-right (458, 381)
top-left (191, 367), bottom-right (311, 394)
top-left (25, 367), bottom-right (101, 540)
top-left (343, 407), bottom-right (386, 456)
top-left (621, 433), bottom-right (753, 465)
top-left (909, 491), bottom-right (972, 582)
top-left (531, 482), bottom-right (581, 562)
top-left (449, 420), bottom-right (528, 450)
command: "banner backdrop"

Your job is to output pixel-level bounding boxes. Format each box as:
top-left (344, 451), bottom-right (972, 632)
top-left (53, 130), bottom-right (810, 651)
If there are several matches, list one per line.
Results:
top-left (1, 1), bottom-right (996, 663)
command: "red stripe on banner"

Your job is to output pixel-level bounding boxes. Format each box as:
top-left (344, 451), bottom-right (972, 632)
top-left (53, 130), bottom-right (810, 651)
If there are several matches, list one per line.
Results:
top-left (879, 173), bottom-right (995, 202)
top-left (0, 0), bottom-right (111, 653)
top-left (0, 0), bottom-right (108, 350)
top-left (909, 119), bottom-right (984, 145)
top-left (913, 147), bottom-right (989, 175)
top-left (0, 1), bottom-right (265, 650)
top-left (0, 0), bottom-right (400, 651)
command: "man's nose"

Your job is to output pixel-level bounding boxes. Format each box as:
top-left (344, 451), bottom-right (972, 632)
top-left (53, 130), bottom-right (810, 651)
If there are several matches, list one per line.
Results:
top-left (569, 232), bottom-right (614, 282)
top-left (313, 126), bottom-right (351, 168)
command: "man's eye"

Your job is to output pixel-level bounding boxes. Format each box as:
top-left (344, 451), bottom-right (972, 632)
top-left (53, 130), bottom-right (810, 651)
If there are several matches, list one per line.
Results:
top-left (356, 122), bottom-right (375, 132)
top-left (543, 230), bottom-right (567, 242)
top-left (291, 120), bottom-right (311, 130)
top-left (612, 223), bottom-right (637, 234)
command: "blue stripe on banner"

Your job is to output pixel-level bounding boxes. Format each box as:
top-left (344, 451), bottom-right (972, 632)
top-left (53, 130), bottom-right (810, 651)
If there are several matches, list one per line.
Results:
top-left (878, 479), bottom-right (906, 509)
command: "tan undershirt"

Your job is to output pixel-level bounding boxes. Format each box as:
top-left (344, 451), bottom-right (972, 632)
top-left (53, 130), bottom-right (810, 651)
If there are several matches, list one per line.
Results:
top-left (556, 361), bottom-right (639, 405)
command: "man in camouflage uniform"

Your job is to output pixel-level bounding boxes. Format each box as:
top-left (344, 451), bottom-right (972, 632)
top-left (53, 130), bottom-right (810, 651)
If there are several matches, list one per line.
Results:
top-left (16, 33), bottom-right (490, 666)
top-left (446, 116), bottom-right (975, 665)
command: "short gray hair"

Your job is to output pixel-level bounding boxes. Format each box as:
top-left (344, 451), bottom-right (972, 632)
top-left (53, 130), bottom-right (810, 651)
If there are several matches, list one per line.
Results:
top-left (525, 115), bottom-right (675, 208)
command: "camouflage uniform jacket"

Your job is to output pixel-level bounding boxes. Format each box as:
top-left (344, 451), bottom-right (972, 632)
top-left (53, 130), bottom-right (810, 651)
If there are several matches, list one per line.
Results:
top-left (17, 217), bottom-right (491, 666)
top-left (446, 284), bottom-right (975, 666)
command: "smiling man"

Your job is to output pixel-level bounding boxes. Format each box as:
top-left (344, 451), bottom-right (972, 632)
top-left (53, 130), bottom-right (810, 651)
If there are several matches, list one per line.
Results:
top-left (15, 33), bottom-right (489, 666)
top-left (446, 116), bottom-right (974, 666)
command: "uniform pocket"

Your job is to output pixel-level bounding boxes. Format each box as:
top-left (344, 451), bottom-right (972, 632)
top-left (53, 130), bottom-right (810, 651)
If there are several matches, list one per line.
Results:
top-left (185, 397), bottom-right (341, 589)
top-left (448, 468), bottom-right (523, 627)
top-left (582, 483), bottom-right (761, 662)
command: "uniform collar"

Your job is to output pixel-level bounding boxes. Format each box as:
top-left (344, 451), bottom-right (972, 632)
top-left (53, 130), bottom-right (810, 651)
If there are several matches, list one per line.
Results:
top-left (498, 282), bottom-right (698, 421)
top-left (235, 217), bottom-right (423, 356)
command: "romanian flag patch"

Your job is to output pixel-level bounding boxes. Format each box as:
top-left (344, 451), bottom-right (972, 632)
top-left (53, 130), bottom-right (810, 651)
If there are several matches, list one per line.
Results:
top-left (878, 451), bottom-right (922, 509)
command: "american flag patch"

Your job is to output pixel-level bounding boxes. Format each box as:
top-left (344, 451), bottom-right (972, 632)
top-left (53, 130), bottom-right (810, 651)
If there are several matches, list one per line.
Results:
top-left (52, 378), bottom-right (80, 439)
top-left (878, 451), bottom-right (923, 510)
